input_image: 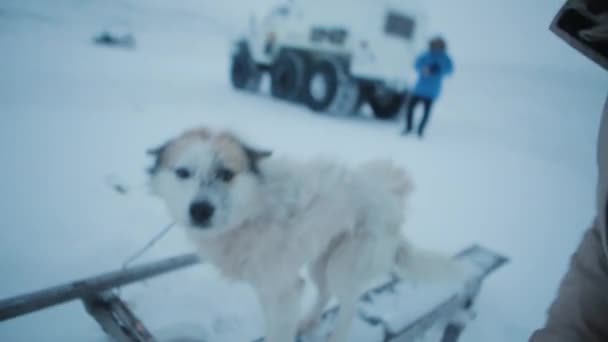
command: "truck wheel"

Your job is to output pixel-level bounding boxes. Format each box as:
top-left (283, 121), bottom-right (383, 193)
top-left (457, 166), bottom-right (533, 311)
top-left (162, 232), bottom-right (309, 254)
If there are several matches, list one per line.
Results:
top-left (230, 48), bottom-right (261, 91)
top-left (304, 60), bottom-right (339, 111)
top-left (270, 51), bottom-right (306, 101)
top-left (367, 89), bottom-right (404, 119)
top-left (304, 59), bottom-right (360, 114)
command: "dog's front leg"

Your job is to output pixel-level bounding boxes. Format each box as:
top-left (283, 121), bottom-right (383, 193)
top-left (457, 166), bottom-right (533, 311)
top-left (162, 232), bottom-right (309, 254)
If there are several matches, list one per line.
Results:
top-left (256, 280), bottom-right (302, 342)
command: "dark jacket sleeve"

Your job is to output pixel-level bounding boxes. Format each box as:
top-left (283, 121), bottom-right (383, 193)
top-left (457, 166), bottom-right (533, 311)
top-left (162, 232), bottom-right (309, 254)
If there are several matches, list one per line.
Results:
top-left (530, 220), bottom-right (608, 342)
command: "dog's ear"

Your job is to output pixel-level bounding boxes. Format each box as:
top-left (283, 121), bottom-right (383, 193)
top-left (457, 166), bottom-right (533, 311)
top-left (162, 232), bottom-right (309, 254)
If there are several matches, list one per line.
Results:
top-left (243, 145), bottom-right (272, 175)
top-left (146, 142), bottom-right (170, 175)
top-left (245, 146), bottom-right (272, 160)
top-left (216, 131), bottom-right (271, 175)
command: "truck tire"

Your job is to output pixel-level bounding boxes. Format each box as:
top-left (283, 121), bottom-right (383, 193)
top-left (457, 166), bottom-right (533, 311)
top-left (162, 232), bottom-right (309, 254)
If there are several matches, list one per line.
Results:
top-left (270, 51), bottom-right (307, 101)
top-left (304, 58), bottom-right (360, 114)
top-left (367, 88), bottom-right (404, 119)
top-left (304, 60), bottom-right (339, 111)
top-left (230, 45), bottom-right (261, 91)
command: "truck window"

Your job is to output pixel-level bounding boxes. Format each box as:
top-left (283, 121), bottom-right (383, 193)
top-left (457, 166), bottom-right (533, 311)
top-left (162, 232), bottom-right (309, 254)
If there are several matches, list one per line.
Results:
top-left (385, 11), bottom-right (415, 40)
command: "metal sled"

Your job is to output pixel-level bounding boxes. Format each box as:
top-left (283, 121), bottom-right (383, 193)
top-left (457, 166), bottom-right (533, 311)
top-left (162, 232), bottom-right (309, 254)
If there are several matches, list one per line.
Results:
top-left (0, 245), bottom-right (507, 342)
top-left (288, 244), bottom-right (508, 342)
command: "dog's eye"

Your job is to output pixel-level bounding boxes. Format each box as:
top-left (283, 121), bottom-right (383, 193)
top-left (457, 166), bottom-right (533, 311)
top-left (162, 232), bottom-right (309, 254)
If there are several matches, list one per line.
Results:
top-left (175, 168), bottom-right (192, 180)
top-left (216, 167), bottom-right (234, 182)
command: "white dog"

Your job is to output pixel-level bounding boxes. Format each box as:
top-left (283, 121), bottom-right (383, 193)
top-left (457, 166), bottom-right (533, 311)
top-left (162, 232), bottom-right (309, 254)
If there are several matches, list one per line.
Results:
top-left (148, 127), bottom-right (462, 342)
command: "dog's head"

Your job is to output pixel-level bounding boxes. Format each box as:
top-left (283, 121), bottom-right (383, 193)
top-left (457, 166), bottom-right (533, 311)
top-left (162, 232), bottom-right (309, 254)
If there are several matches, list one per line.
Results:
top-left (148, 127), bottom-right (271, 238)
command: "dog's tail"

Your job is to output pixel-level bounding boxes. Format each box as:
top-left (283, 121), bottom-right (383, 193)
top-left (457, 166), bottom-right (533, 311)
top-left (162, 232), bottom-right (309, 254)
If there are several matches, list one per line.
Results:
top-left (393, 239), bottom-right (467, 284)
top-left (358, 160), bottom-right (413, 200)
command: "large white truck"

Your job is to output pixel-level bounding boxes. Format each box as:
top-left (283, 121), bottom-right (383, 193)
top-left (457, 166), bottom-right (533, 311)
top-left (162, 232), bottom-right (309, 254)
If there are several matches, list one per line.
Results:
top-left (230, 0), bottom-right (429, 119)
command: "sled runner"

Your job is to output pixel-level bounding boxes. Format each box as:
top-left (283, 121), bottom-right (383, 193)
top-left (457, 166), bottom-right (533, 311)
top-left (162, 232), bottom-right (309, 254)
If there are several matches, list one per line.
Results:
top-left (0, 245), bottom-right (506, 342)
top-left (371, 244), bottom-right (506, 342)
top-left (254, 244), bottom-right (507, 342)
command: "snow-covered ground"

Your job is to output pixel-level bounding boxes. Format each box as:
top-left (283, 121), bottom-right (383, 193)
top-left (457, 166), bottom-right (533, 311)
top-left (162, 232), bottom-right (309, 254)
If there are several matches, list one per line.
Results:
top-left (0, 0), bottom-right (607, 341)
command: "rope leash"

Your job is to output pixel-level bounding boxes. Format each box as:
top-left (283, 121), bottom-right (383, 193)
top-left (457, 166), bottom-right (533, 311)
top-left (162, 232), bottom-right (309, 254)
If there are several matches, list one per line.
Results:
top-left (114, 221), bottom-right (176, 297)
top-left (122, 222), bottom-right (176, 270)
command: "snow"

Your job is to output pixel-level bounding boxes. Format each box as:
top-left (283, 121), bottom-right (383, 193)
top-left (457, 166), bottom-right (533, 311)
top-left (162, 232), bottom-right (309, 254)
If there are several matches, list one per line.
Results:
top-left (0, 0), bottom-right (607, 341)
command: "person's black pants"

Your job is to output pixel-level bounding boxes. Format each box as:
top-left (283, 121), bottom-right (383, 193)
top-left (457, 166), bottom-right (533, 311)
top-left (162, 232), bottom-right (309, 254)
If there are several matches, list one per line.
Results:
top-left (404, 95), bottom-right (434, 136)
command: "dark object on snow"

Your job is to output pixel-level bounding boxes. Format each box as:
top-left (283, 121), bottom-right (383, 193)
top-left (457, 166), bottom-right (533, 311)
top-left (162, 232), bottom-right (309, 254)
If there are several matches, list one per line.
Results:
top-left (93, 31), bottom-right (136, 49)
top-left (550, 0), bottom-right (608, 70)
top-left (112, 183), bottom-right (128, 195)
top-left (105, 175), bottom-right (130, 195)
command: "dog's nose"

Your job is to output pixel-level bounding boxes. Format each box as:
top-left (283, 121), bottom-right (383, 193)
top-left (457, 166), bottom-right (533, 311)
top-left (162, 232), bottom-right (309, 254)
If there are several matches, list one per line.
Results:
top-left (189, 201), bottom-right (214, 226)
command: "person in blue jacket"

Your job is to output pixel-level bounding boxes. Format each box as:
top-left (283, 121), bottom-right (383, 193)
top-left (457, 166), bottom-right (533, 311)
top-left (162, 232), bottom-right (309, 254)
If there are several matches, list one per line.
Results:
top-left (402, 37), bottom-right (454, 137)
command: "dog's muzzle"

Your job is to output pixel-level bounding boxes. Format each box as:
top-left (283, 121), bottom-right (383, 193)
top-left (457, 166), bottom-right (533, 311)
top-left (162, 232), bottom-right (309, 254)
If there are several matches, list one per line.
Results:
top-left (189, 200), bottom-right (214, 228)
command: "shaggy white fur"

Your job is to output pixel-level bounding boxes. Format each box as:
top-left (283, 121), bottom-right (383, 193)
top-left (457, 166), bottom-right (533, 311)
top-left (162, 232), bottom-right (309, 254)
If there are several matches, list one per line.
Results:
top-left (149, 129), bottom-right (461, 342)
